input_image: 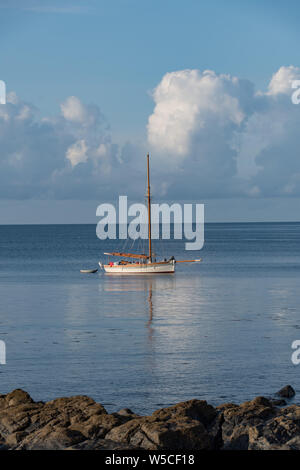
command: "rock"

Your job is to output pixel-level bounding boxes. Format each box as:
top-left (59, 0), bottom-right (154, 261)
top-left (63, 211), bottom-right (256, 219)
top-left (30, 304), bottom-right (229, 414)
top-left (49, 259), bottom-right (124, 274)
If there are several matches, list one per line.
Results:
top-left (217, 395), bottom-right (300, 450)
top-left (105, 399), bottom-right (222, 450)
top-left (284, 436), bottom-right (300, 450)
top-left (0, 389), bottom-right (142, 450)
top-left (69, 413), bottom-right (126, 439)
top-left (218, 396), bottom-right (276, 450)
top-left (0, 390), bottom-right (111, 450)
top-left (106, 415), bottom-right (212, 450)
top-left (277, 385), bottom-right (295, 398)
top-left (115, 408), bottom-right (139, 418)
top-left (269, 398), bottom-right (287, 407)
top-left (1, 388), bottom-right (300, 450)
top-left (247, 405), bottom-right (300, 450)
top-left (67, 438), bottom-right (138, 450)
top-left (5, 389), bottom-right (33, 407)
top-left (152, 399), bottom-right (217, 426)
top-left (16, 426), bottom-right (86, 450)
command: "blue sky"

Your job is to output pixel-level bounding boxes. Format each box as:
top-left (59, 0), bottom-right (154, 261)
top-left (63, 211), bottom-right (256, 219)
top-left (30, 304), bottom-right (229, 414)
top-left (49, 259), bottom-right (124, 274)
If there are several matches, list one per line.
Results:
top-left (2, 0), bottom-right (300, 139)
top-left (1, 0), bottom-right (300, 222)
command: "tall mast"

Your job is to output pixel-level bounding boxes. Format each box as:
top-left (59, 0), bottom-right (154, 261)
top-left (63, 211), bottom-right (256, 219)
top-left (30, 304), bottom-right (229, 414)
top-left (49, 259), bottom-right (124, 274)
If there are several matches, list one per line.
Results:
top-left (147, 153), bottom-right (152, 262)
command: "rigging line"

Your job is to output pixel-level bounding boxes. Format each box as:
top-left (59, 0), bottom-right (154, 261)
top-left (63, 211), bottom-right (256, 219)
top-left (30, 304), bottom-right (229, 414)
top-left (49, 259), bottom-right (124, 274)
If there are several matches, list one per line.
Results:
top-left (137, 237), bottom-right (143, 260)
top-left (121, 229), bottom-right (130, 252)
top-left (120, 234), bottom-right (129, 255)
top-left (129, 234), bottom-right (136, 252)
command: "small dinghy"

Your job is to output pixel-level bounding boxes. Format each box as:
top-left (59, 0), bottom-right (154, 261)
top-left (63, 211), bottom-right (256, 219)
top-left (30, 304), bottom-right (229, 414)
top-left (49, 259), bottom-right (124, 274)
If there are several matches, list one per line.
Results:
top-left (80, 269), bottom-right (98, 274)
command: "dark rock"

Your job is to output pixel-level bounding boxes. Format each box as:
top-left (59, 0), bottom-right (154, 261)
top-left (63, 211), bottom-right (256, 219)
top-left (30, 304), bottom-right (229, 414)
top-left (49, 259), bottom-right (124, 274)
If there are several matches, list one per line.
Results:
top-left (115, 408), bottom-right (139, 418)
top-left (4, 389), bottom-right (33, 407)
top-left (152, 399), bottom-right (217, 426)
top-left (0, 391), bottom-right (110, 450)
top-left (67, 438), bottom-right (138, 450)
top-left (277, 385), bottom-right (295, 398)
top-left (116, 408), bottom-right (134, 415)
top-left (269, 399), bottom-right (287, 407)
top-left (1, 389), bottom-right (300, 450)
top-left (248, 405), bottom-right (300, 450)
top-left (105, 415), bottom-right (213, 450)
top-left (105, 399), bottom-right (222, 450)
top-left (218, 396), bottom-right (276, 450)
top-left (69, 413), bottom-right (125, 439)
top-left (217, 395), bottom-right (300, 450)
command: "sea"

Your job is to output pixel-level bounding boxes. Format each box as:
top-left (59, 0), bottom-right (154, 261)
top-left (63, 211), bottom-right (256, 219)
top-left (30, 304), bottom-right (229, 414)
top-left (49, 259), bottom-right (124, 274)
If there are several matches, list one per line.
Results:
top-left (0, 222), bottom-right (299, 414)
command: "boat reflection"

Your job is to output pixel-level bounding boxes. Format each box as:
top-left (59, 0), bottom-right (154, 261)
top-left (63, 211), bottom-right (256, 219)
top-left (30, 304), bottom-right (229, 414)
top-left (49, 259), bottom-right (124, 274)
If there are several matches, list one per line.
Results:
top-left (102, 275), bottom-right (177, 342)
top-left (147, 281), bottom-right (153, 325)
top-left (146, 281), bottom-right (154, 347)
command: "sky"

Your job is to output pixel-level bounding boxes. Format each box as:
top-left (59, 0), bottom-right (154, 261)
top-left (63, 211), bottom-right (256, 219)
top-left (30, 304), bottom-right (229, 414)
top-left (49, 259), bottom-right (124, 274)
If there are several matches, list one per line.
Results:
top-left (1, 0), bottom-right (300, 223)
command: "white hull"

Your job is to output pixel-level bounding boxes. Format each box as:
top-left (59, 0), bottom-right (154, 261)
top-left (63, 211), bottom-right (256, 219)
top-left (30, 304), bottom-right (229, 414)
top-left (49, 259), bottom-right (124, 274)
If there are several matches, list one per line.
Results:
top-left (100, 261), bottom-right (175, 275)
top-left (97, 155), bottom-right (203, 276)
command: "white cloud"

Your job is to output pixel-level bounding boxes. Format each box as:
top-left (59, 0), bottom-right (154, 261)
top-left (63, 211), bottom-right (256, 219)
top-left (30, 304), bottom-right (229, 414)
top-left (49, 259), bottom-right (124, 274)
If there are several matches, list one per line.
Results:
top-left (1, 66), bottom-right (300, 201)
top-left (232, 110), bottom-right (285, 179)
top-left (66, 139), bottom-right (88, 167)
top-left (7, 91), bottom-right (18, 105)
top-left (0, 93), bottom-right (125, 199)
top-left (60, 96), bottom-right (87, 123)
top-left (147, 66), bottom-right (300, 198)
top-left (267, 65), bottom-right (300, 96)
top-left (16, 104), bottom-right (33, 121)
top-left (148, 69), bottom-right (245, 158)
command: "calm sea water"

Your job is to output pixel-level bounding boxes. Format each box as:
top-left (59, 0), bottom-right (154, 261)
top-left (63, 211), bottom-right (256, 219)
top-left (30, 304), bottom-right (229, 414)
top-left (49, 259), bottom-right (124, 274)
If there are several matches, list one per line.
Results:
top-left (0, 223), bottom-right (300, 414)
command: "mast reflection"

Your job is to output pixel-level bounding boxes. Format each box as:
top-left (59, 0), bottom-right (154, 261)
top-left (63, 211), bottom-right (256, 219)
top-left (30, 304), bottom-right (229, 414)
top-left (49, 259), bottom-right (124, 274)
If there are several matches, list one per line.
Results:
top-left (146, 280), bottom-right (154, 345)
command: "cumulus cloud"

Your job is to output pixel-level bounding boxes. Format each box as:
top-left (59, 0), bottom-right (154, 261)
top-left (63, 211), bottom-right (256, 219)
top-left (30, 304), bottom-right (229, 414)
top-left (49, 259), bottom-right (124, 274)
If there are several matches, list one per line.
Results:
top-left (1, 66), bottom-right (300, 202)
top-left (61, 96), bottom-right (87, 123)
top-left (0, 93), bottom-right (127, 199)
top-left (268, 65), bottom-right (300, 95)
top-left (66, 139), bottom-right (88, 167)
top-left (60, 96), bottom-right (101, 128)
top-left (148, 69), bottom-right (245, 158)
top-left (147, 66), bottom-right (300, 199)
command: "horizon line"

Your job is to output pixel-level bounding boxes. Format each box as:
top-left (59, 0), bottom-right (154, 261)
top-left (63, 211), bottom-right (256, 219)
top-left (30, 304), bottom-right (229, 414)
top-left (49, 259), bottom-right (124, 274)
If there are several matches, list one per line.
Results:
top-left (0, 221), bottom-right (300, 226)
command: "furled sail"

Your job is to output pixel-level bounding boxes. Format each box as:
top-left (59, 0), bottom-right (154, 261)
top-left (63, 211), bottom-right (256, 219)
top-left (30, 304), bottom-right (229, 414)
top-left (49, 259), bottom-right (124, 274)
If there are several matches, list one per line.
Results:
top-left (103, 252), bottom-right (148, 259)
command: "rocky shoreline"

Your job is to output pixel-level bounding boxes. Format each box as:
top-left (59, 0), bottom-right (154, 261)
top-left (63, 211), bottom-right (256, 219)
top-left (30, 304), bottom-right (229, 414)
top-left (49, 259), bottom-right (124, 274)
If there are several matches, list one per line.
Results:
top-left (0, 386), bottom-right (299, 450)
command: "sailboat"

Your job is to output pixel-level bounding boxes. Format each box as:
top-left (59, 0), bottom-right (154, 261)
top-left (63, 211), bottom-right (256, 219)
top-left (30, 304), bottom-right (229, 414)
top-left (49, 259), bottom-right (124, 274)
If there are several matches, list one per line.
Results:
top-left (99, 154), bottom-right (202, 274)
